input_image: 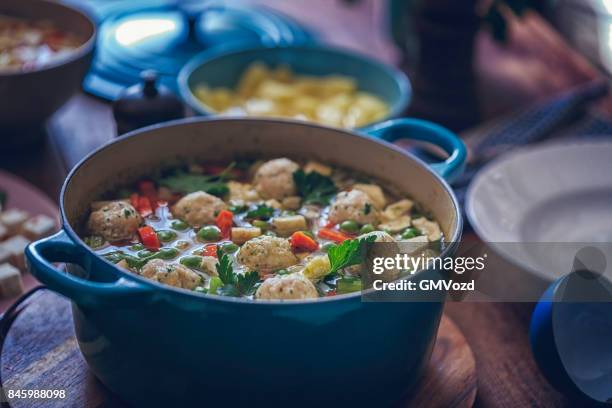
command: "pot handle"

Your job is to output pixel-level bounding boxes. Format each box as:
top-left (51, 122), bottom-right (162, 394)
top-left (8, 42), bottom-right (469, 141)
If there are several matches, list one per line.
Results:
top-left (25, 230), bottom-right (152, 307)
top-left (362, 118), bottom-right (467, 182)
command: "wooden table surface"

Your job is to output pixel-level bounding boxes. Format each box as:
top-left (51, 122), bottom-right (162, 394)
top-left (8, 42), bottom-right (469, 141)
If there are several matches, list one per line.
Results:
top-left (1, 1), bottom-right (605, 406)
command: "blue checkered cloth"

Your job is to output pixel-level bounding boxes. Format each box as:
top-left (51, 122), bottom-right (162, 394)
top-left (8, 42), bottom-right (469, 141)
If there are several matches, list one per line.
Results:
top-left (410, 81), bottom-right (612, 230)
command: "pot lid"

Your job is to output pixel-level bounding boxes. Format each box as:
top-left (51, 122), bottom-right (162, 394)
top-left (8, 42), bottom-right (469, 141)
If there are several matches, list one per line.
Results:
top-left (82, 0), bottom-right (313, 100)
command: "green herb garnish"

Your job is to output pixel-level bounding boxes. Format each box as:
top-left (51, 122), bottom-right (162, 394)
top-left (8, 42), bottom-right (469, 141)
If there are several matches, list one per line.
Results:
top-left (246, 204), bottom-right (275, 220)
top-left (158, 162), bottom-right (236, 197)
top-left (326, 235), bottom-right (376, 275)
top-left (215, 247), bottom-right (260, 297)
top-left (293, 169), bottom-right (337, 206)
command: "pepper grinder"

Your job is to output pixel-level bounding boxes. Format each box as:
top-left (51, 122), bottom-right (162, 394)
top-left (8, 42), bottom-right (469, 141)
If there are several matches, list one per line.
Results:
top-left (112, 70), bottom-right (185, 135)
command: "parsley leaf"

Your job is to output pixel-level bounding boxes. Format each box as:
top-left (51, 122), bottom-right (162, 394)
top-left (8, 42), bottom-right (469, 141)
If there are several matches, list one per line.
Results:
top-left (236, 271), bottom-right (260, 296)
top-left (215, 247), bottom-right (260, 297)
top-left (246, 204), bottom-right (275, 220)
top-left (327, 235), bottom-right (376, 275)
top-left (216, 247), bottom-right (235, 285)
top-left (293, 169), bottom-right (337, 206)
top-left (158, 162), bottom-right (236, 197)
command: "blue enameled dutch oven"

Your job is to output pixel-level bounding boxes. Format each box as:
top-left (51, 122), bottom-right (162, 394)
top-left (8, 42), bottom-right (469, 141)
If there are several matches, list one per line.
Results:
top-left (25, 117), bottom-right (465, 407)
top-left (178, 45), bottom-right (411, 130)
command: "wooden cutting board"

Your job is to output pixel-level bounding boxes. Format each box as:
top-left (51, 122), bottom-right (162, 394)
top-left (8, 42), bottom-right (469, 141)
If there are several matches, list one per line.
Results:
top-left (1, 291), bottom-right (477, 408)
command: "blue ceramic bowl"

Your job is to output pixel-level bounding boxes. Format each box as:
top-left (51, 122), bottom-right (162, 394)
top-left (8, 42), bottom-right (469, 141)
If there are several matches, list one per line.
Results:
top-left (25, 118), bottom-right (465, 407)
top-left (178, 45), bottom-right (411, 128)
top-left (530, 271), bottom-right (612, 404)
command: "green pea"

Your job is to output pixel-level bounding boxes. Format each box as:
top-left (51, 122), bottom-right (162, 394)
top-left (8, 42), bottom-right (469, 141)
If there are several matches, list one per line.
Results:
top-left (401, 228), bottom-right (421, 239)
top-left (360, 224), bottom-right (375, 234)
top-left (340, 220), bottom-right (360, 233)
top-left (137, 249), bottom-right (154, 258)
top-left (321, 242), bottom-right (335, 252)
top-left (197, 225), bottom-right (221, 241)
top-left (252, 220), bottom-right (269, 230)
top-left (208, 276), bottom-right (223, 295)
top-left (180, 255), bottom-right (203, 269)
top-left (157, 230), bottom-right (177, 243)
top-left (170, 220), bottom-right (189, 231)
top-left (276, 268), bottom-right (290, 275)
top-left (337, 277), bottom-right (362, 294)
top-left (130, 243), bottom-right (145, 251)
top-left (221, 242), bottom-right (239, 254)
top-left (157, 248), bottom-right (179, 260)
top-left (193, 286), bottom-right (207, 294)
top-left (175, 240), bottom-right (190, 251)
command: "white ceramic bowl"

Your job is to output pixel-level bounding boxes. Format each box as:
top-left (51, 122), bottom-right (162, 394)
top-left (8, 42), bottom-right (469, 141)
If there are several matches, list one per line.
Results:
top-left (467, 141), bottom-right (612, 284)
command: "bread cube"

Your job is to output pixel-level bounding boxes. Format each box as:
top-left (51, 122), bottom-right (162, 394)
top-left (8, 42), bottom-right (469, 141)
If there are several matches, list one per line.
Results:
top-left (231, 227), bottom-right (262, 245)
top-left (0, 222), bottom-right (7, 241)
top-left (0, 263), bottom-right (24, 298)
top-left (0, 209), bottom-right (29, 236)
top-left (412, 217), bottom-right (442, 242)
top-left (0, 245), bottom-right (11, 264)
top-left (20, 214), bottom-right (56, 241)
top-left (272, 215), bottom-right (307, 236)
top-left (1, 235), bottom-right (30, 271)
top-left (379, 215), bottom-right (412, 233)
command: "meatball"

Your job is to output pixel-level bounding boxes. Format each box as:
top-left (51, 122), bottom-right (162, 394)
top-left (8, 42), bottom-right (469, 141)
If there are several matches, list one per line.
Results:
top-left (87, 201), bottom-right (142, 241)
top-left (253, 158), bottom-right (299, 200)
top-left (328, 189), bottom-right (379, 225)
top-left (140, 259), bottom-right (202, 290)
top-left (173, 191), bottom-right (227, 227)
top-left (359, 231), bottom-right (400, 281)
top-left (237, 235), bottom-right (298, 271)
top-left (255, 273), bottom-right (318, 300)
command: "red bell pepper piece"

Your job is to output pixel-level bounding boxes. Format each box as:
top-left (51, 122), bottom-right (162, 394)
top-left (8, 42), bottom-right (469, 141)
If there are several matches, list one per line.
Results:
top-left (324, 221), bottom-right (337, 229)
top-left (318, 228), bottom-right (351, 243)
top-left (138, 226), bottom-right (160, 251)
top-left (215, 210), bottom-right (234, 238)
top-left (137, 196), bottom-right (153, 217)
top-left (138, 180), bottom-right (158, 210)
top-left (202, 244), bottom-right (218, 258)
top-left (130, 193), bottom-right (139, 209)
top-left (290, 231), bottom-right (319, 252)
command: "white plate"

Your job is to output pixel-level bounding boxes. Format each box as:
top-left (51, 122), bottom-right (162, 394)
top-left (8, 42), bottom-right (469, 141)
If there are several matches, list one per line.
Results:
top-left (466, 141), bottom-right (612, 284)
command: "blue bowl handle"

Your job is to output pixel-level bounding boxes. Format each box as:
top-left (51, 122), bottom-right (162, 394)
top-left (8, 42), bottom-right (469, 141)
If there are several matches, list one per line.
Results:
top-left (362, 118), bottom-right (467, 182)
top-left (25, 230), bottom-right (152, 307)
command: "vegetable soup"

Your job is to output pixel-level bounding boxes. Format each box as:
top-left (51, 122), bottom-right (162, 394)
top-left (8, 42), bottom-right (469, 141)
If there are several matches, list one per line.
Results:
top-left (81, 158), bottom-right (442, 300)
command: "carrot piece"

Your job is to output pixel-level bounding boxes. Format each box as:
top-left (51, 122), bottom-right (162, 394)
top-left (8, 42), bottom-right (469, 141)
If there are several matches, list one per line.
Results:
top-left (138, 226), bottom-right (160, 251)
top-left (290, 231), bottom-right (319, 252)
top-left (202, 244), bottom-right (218, 258)
top-left (215, 210), bottom-right (234, 238)
top-left (318, 228), bottom-right (351, 243)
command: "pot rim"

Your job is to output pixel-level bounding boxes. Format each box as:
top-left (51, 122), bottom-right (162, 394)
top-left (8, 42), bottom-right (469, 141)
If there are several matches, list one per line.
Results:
top-left (0, 0), bottom-right (97, 78)
top-left (60, 117), bottom-right (462, 306)
top-left (177, 44), bottom-right (412, 125)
